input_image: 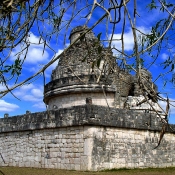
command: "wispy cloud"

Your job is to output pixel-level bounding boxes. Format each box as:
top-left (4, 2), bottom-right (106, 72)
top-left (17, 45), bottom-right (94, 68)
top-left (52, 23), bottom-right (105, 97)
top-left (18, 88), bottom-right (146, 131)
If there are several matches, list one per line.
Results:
top-left (44, 49), bottom-right (63, 78)
top-left (22, 94), bottom-right (42, 102)
top-left (25, 48), bottom-right (63, 77)
top-left (33, 102), bottom-right (46, 109)
top-left (158, 96), bottom-right (175, 124)
top-left (0, 100), bottom-right (19, 112)
top-left (0, 84), bottom-right (7, 91)
top-left (31, 88), bottom-right (43, 98)
top-left (13, 83), bottom-right (46, 111)
top-left (159, 98), bottom-right (175, 115)
top-left (110, 26), bottom-right (150, 51)
top-left (14, 83), bottom-right (44, 102)
top-left (10, 33), bottom-right (49, 64)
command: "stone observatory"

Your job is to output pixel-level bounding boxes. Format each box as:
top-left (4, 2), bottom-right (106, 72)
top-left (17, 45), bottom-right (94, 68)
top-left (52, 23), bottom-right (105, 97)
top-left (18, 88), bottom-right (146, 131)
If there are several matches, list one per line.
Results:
top-left (0, 26), bottom-right (175, 171)
top-left (44, 25), bottom-right (159, 112)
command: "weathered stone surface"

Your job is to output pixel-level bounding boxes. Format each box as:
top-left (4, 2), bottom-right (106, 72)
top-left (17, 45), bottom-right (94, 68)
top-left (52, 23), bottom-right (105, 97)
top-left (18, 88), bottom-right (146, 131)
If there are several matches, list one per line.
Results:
top-left (0, 105), bottom-right (174, 171)
top-left (0, 125), bottom-right (175, 171)
top-left (0, 105), bottom-right (173, 133)
top-left (46, 92), bottom-right (115, 110)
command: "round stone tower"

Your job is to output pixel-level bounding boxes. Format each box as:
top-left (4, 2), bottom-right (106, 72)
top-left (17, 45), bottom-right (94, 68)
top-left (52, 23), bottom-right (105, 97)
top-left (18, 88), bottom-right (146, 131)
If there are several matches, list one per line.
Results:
top-left (44, 26), bottom-right (132, 110)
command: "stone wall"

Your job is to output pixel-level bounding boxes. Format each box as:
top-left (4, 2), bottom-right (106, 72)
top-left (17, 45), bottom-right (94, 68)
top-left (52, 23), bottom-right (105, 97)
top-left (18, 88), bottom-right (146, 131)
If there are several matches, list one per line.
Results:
top-left (90, 127), bottom-right (175, 170)
top-left (1, 126), bottom-right (175, 171)
top-left (48, 92), bottom-right (115, 110)
top-left (0, 105), bottom-right (175, 171)
top-left (0, 126), bottom-right (90, 170)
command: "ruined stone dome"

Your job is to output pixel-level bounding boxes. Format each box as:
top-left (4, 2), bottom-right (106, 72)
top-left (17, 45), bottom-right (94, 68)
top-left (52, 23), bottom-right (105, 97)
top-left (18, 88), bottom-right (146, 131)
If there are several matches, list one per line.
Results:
top-left (44, 26), bottom-right (132, 109)
top-left (69, 26), bottom-right (96, 44)
top-left (140, 68), bottom-right (152, 80)
top-left (70, 26), bottom-right (87, 35)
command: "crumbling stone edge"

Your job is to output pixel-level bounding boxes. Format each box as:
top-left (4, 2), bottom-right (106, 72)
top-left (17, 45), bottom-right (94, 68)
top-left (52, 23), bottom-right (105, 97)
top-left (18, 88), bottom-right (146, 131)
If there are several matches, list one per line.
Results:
top-left (0, 105), bottom-right (175, 133)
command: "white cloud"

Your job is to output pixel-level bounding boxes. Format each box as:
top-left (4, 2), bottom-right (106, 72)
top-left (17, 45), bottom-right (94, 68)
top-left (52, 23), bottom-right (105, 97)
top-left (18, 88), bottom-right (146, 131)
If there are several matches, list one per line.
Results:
top-left (0, 100), bottom-right (19, 112)
top-left (14, 84), bottom-right (34, 96)
top-left (161, 53), bottom-right (169, 60)
top-left (57, 49), bottom-right (64, 56)
top-left (27, 33), bottom-right (42, 44)
top-left (50, 60), bottom-right (58, 70)
top-left (10, 32), bottom-right (49, 64)
top-left (48, 49), bottom-right (62, 70)
top-left (20, 84), bottom-right (34, 91)
top-left (110, 29), bottom-right (134, 51)
top-left (0, 85), bottom-right (6, 92)
top-left (31, 88), bottom-right (43, 98)
top-left (25, 47), bottom-right (49, 64)
top-left (110, 26), bottom-right (150, 51)
top-left (44, 49), bottom-right (63, 78)
top-left (0, 84), bottom-right (15, 92)
top-left (12, 83), bottom-right (46, 111)
top-left (14, 83), bottom-right (44, 102)
top-left (22, 94), bottom-right (42, 102)
top-left (33, 102), bottom-right (46, 109)
top-left (159, 98), bottom-right (175, 115)
top-left (25, 49), bottom-right (63, 75)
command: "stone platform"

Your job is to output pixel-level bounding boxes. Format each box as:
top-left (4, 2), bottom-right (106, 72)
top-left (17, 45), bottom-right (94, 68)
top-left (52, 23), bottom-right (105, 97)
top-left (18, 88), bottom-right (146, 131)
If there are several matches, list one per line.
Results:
top-left (0, 105), bottom-right (175, 170)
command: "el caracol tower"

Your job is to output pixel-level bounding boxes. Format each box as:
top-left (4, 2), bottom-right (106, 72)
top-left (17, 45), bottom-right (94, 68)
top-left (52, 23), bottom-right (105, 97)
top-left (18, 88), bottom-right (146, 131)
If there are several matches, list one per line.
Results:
top-left (0, 26), bottom-right (175, 171)
top-left (44, 25), bottom-right (159, 112)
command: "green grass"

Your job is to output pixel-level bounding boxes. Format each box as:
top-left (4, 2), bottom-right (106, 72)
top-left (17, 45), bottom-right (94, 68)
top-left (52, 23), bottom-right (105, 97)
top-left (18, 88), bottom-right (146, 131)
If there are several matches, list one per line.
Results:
top-left (0, 167), bottom-right (175, 175)
top-left (101, 167), bottom-right (175, 174)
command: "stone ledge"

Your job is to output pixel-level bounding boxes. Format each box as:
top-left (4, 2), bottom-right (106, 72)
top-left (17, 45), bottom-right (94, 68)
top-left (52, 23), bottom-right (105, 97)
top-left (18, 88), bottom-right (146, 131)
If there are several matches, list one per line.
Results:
top-left (44, 75), bottom-right (114, 93)
top-left (44, 81), bottom-right (116, 104)
top-left (0, 105), bottom-right (174, 133)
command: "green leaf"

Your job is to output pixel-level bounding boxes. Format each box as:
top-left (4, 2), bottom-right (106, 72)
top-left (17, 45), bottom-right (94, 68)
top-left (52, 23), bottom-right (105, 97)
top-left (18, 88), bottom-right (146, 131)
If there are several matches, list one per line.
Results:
top-left (171, 64), bottom-right (174, 71)
top-left (97, 58), bottom-right (101, 68)
top-left (97, 33), bottom-right (102, 41)
top-left (3, 69), bottom-right (8, 73)
top-left (98, 46), bottom-right (102, 54)
top-left (147, 0), bottom-right (157, 10)
top-left (166, 4), bottom-right (173, 8)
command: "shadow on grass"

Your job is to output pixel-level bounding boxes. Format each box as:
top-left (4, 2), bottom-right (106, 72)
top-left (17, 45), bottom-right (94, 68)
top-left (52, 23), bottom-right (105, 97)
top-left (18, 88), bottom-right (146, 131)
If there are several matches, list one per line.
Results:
top-left (101, 167), bottom-right (175, 172)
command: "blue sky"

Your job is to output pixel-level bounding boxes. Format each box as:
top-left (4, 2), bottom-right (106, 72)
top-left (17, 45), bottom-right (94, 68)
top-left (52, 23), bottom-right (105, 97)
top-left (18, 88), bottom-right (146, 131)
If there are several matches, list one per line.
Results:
top-left (0, 0), bottom-right (175, 123)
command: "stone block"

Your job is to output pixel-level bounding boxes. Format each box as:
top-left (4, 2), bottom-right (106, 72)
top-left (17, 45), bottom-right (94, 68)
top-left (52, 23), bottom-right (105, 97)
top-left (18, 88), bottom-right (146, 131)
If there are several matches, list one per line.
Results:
top-left (50, 152), bottom-right (58, 158)
top-left (62, 139), bottom-right (67, 143)
top-left (51, 157), bottom-right (57, 163)
top-left (74, 158), bottom-right (81, 164)
top-left (80, 155), bottom-right (88, 164)
top-left (75, 164), bottom-right (80, 170)
top-left (60, 163), bottom-right (66, 169)
top-left (69, 158), bottom-right (74, 164)
top-left (84, 138), bottom-right (93, 156)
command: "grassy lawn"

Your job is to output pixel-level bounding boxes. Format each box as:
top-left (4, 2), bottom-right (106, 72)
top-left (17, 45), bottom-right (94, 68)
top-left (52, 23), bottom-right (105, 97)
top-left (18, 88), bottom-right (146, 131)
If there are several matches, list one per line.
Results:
top-left (0, 167), bottom-right (175, 175)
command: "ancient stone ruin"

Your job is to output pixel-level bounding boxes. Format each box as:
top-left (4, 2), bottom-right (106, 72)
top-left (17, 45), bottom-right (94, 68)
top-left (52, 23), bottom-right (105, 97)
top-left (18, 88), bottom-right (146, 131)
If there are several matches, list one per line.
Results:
top-left (0, 26), bottom-right (175, 171)
top-left (44, 26), bottom-right (160, 112)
